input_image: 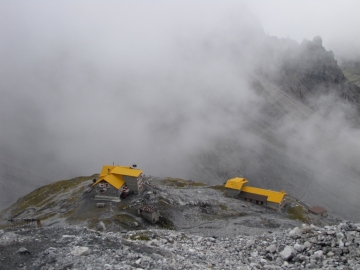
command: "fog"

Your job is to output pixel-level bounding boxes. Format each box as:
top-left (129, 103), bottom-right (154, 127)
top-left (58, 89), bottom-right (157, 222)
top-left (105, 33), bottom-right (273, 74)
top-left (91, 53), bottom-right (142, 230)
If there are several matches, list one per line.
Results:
top-left (248, 0), bottom-right (360, 59)
top-left (1, 1), bottom-right (360, 219)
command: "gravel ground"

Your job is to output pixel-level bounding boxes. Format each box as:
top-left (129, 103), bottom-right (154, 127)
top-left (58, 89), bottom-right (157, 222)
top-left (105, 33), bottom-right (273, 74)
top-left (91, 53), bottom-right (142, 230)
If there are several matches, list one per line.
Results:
top-left (1, 221), bottom-right (360, 270)
top-left (0, 177), bottom-right (349, 269)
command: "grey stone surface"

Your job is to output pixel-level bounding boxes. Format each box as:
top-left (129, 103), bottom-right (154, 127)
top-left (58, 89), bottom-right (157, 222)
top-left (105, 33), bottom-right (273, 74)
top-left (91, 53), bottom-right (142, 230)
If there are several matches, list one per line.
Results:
top-left (1, 220), bottom-right (359, 269)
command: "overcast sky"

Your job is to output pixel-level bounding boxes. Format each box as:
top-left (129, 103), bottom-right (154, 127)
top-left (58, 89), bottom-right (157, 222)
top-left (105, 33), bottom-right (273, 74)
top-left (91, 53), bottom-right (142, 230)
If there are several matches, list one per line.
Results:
top-left (2, 1), bottom-right (359, 57)
top-left (248, 0), bottom-right (360, 59)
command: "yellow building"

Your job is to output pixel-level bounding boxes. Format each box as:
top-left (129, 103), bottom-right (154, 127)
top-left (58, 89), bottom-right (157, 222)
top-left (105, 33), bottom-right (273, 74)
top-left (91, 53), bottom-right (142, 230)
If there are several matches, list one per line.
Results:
top-left (225, 177), bottom-right (287, 210)
top-left (92, 165), bottom-right (143, 195)
top-left (224, 177), bottom-right (248, 197)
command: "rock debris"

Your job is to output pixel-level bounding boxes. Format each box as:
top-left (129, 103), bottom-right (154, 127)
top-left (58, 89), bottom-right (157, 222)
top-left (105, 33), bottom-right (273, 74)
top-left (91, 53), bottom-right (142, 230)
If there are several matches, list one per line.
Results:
top-left (0, 221), bottom-right (360, 269)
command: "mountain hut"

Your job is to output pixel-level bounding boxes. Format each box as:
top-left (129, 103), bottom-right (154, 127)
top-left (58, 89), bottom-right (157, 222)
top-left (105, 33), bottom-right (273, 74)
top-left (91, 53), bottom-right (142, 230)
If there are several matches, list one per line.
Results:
top-left (225, 177), bottom-right (287, 210)
top-left (92, 165), bottom-right (144, 197)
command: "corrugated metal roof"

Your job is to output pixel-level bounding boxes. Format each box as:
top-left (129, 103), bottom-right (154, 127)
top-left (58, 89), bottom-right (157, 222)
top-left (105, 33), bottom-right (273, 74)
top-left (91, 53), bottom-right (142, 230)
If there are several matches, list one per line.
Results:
top-left (241, 186), bottom-right (286, 204)
top-left (225, 177), bottom-right (248, 190)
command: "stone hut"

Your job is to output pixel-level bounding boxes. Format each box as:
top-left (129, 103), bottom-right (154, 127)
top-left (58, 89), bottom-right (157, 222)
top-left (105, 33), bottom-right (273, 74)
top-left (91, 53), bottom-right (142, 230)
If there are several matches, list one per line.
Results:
top-left (138, 205), bottom-right (160, 223)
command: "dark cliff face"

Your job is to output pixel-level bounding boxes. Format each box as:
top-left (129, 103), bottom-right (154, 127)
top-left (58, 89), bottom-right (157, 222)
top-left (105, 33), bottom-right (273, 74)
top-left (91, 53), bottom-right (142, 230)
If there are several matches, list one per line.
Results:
top-left (258, 36), bottom-right (360, 106)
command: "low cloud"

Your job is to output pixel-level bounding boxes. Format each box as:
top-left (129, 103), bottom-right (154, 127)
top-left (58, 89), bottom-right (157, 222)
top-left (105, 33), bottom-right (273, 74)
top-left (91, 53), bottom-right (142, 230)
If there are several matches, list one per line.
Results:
top-left (1, 2), bottom-right (360, 220)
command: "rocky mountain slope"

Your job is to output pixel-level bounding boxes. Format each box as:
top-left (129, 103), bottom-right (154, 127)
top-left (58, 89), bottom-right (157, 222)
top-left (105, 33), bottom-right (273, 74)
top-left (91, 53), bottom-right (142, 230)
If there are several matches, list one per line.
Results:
top-left (0, 176), bottom-right (359, 269)
top-left (1, 176), bottom-right (323, 234)
top-left (252, 36), bottom-right (360, 106)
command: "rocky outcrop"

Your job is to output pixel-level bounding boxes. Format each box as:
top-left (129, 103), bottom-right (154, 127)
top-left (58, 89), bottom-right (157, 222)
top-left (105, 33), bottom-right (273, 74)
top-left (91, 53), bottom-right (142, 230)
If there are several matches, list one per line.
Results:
top-left (257, 36), bottom-right (360, 107)
top-left (1, 220), bottom-right (360, 269)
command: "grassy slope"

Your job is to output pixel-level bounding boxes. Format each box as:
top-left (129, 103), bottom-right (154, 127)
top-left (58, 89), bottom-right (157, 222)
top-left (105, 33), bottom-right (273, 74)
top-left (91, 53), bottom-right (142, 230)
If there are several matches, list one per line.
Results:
top-left (340, 60), bottom-right (360, 87)
top-left (0, 175), bottom-right (97, 228)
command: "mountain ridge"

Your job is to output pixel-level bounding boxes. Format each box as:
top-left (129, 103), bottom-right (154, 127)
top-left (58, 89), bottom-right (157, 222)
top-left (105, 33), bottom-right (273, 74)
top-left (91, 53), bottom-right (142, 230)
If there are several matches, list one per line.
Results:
top-left (1, 175), bottom-right (360, 269)
top-left (0, 175), bottom-right (340, 230)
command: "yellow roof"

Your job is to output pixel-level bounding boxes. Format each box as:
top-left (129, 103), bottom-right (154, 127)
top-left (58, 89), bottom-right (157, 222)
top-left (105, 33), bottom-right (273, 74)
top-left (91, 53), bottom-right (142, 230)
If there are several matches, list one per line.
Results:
top-left (92, 165), bottom-right (142, 189)
top-left (111, 166), bottom-right (142, 177)
top-left (98, 165), bottom-right (142, 179)
top-left (225, 177), bottom-right (248, 190)
top-left (241, 186), bottom-right (286, 203)
top-left (92, 174), bottom-right (125, 189)
top-left (99, 165), bottom-right (116, 179)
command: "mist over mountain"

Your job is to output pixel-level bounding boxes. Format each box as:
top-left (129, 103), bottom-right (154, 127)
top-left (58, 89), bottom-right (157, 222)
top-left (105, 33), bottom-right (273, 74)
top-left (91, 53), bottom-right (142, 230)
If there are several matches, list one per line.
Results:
top-left (1, 2), bottom-right (360, 221)
top-left (188, 34), bottom-right (360, 220)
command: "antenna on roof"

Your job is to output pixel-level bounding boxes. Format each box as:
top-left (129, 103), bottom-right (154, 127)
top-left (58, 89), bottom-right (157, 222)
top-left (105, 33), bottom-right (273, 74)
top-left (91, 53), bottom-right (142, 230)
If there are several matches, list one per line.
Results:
top-left (132, 163), bottom-right (137, 168)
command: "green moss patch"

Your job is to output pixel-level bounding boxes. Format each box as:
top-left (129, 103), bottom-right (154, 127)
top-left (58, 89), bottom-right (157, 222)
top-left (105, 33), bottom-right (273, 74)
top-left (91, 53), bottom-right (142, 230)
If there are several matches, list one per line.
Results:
top-left (159, 178), bottom-right (207, 188)
top-left (129, 232), bottom-right (151, 241)
top-left (287, 205), bottom-right (308, 222)
top-left (158, 216), bottom-right (174, 230)
top-left (341, 61), bottom-right (360, 87)
top-left (38, 212), bottom-right (57, 221)
top-left (209, 185), bottom-right (226, 192)
top-left (113, 214), bottom-right (137, 227)
top-left (219, 204), bottom-right (228, 211)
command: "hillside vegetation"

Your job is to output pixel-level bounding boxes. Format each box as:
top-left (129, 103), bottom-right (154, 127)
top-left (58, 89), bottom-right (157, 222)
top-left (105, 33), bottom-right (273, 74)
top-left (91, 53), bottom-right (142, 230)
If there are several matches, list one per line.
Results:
top-left (340, 59), bottom-right (360, 87)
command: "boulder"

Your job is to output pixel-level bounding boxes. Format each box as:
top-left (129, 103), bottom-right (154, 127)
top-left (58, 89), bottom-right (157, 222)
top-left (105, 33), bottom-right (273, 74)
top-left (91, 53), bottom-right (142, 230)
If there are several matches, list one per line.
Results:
top-left (71, 246), bottom-right (90, 256)
top-left (301, 224), bottom-right (312, 233)
top-left (313, 250), bottom-right (323, 259)
top-left (280, 246), bottom-right (296, 261)
top-left (17, 247), bottom-right (30, 255)
top-left (289, 227), bottom-right (302, 238)
top-left (266, 244), bottom-right (277, 254)
top-left (246, 239), bottom-right (256, 247)
top-left (98, 221), bottom-right (106, 231)
top-left (294, 243), bottom-right (305, 252)
top-left (304, 241), bottom-right (312, 249)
